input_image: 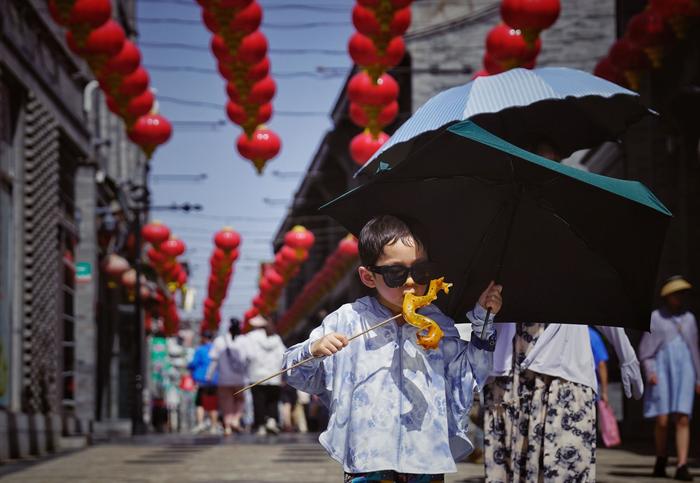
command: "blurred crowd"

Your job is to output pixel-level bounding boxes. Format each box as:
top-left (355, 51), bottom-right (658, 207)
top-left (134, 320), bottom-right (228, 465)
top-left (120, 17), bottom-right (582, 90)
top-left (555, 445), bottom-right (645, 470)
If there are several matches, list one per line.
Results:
top-left (149, 314), bottom-right (329, 436)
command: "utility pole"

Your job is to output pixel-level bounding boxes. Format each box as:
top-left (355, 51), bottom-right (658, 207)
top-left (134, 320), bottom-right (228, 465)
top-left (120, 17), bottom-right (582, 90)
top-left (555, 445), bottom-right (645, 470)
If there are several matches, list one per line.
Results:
top-left (129, 163), bottom-right (149, 436)
top-left (126, 167), bottom-right (202, 435)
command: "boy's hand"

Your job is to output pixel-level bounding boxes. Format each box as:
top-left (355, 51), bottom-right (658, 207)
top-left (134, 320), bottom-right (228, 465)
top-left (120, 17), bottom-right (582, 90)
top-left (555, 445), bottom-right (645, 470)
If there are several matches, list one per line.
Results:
top-left (478, 281), bottom-right (503, 314)
top-left (310, 333), bottom-right (349, 357)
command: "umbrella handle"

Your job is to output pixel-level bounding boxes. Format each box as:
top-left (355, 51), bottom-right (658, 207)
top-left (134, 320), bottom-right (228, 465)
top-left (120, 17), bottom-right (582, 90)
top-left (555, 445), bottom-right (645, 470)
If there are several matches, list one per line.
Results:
top-left (477, 180), bottom-right (522, 341)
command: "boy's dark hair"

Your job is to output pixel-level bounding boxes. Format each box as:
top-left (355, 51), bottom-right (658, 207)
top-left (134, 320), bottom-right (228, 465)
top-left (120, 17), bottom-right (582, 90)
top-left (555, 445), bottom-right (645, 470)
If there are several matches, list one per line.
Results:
top-left (358, 215), bottom-right (427, 266)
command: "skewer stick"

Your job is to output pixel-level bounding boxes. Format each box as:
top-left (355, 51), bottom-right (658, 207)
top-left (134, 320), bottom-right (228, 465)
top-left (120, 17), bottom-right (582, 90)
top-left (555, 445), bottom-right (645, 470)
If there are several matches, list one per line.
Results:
top-left (233, 313), bottom-right (403, 397)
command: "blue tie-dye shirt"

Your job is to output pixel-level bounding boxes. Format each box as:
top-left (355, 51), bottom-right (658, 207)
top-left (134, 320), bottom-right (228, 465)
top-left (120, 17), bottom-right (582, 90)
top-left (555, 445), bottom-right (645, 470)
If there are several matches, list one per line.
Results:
top-left (283, 296), bottom-right (494, 475)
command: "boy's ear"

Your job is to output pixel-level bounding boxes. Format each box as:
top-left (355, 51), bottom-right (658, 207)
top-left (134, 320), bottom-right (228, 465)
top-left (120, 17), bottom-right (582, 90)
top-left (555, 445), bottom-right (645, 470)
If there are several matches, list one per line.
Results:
top-left (358, 266), bottom-right (377, 289)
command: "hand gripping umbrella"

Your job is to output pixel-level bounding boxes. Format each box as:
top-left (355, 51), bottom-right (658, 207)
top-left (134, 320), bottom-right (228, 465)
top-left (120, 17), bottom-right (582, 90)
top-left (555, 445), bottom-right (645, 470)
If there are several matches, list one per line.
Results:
top-left (355, 67), bottom-right (651, 179)
top-left (322, 122), bottom-right (671, 331)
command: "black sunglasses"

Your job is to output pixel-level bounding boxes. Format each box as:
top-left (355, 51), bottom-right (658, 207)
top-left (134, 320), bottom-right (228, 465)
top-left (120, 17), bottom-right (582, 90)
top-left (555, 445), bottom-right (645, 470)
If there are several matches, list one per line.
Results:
top-left (367, 260), bottom-right (438, 288)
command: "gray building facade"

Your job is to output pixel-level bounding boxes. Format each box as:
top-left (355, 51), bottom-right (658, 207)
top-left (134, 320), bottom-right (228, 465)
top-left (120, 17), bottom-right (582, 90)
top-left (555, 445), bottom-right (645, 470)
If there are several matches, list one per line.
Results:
top-left (0, 0), bottom-right (147, 460)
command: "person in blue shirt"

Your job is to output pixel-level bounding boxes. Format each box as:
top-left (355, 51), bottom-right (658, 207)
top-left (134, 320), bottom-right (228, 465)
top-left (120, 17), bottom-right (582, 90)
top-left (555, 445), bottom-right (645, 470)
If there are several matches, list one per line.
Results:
top-left (188, 330), bottom-right (219, 434)
top-left (283, 215), bottom-right (502, 482)
top-left (589, 326), bottom-right (610, 403)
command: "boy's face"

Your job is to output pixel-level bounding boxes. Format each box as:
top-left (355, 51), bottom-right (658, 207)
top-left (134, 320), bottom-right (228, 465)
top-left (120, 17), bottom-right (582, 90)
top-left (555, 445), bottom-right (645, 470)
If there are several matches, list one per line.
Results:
top-left (358, 237), bottom-right (429, 313)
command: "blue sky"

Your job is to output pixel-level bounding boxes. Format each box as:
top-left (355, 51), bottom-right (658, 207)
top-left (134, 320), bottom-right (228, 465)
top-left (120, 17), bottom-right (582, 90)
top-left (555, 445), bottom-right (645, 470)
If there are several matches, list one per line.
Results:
top-left (139, 0), bottom-right (355, 319)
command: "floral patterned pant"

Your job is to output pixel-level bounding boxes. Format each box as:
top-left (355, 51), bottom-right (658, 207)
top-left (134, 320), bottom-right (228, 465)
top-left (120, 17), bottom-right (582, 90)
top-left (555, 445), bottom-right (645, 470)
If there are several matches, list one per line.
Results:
top-left (483, 369), bottom-right (597, 483)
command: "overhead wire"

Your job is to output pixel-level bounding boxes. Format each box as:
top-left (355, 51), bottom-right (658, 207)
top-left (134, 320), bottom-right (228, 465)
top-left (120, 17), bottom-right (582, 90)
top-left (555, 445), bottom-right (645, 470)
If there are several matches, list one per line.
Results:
top-left (138, 0), bottom-right (350, 12)
top-left (139, 41), bottom-right (347, 56)
top-left (144, 64), bottom-right (345, 79)
top-left (158, 96), bottom-right (328, 117)
top-left (137, 17), bottom-right (349, 28)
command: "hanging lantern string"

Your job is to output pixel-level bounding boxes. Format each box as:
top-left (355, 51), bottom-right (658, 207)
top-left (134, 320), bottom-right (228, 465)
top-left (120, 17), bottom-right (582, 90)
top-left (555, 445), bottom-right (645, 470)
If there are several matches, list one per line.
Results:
top-left (233, 313), bottom-right (402, 397)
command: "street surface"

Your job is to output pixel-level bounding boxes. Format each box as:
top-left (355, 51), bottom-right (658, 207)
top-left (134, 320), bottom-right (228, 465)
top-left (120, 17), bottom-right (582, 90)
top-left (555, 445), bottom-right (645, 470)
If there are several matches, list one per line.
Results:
top-left (0, 433), bottom-right (697, 482)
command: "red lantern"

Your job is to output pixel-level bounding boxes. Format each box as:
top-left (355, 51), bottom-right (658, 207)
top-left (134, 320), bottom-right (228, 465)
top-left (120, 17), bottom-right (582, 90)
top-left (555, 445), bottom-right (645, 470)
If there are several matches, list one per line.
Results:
top-left (352, 5), bottom-right (381, 37)
top-left (609, 38), bottom-right (649, 90)
top-left (236, 127), bottom-right (281, 173)
top-left (128, 114), bottom-right (173, 158)
top-left (483, 53), bottom-right (506, 75)
top-left (67, 19), bottom-right (125, 57)
top-left (350, 130), bottom-right (389, 166)
top-left (626, 10), bottom-right (671, 68)
top-left (338, 235), bottom-right (359, 258)
top-left (500, 0), bottom-right (561, 45)
top-left (226, 76), bottom-right (275, 104)
top-left (125, 89), bottom-right (155, 121)
top-left (349, 33), bottom-right (405, 74)
top-left (160, 238), bottom-right (186, 258)
top-left (349, 101), bottom-right (399, 132)
top-left (226, 101), bottom-right (272, 128)
top-left (118, 67), bottom-right (150, 98)
top-left (486, 24), bottom-right (541, 69)
top-left (143, 221), bottom-right (171, 246)
top-left (259, 277), bottom-right (272, 293)
top-left (147, 247), bottom-right (166, 266)
top-left (249, 76), bottom-right (276, 104)
top-left (202, 9), bottom-right (220, 34)
top-left (593, 57), bottom-right (627, 88)
top-left (348, 72), bottom-right (399, 106)
top-left (389, 7), bottom-right (412, 36)
top-left (351, 5), bottom-right (411, 38)
top-left (214, 227), bottom-right (241, 251)
top-left (204, 298), bottom-right (219, 312)
top-left (252, 295), bottom-right (267, 310)
top-left (284, 225), bottom-right (315, 250)
top-left (229, 1), bottom-right (262, 34)
top-left (246, 57), bottom-right (271, 82)
top-left (102, 40), bottom-right (141, 77)
top-left (264, 268), bottom-right (284, 286)
top-left (48, 0), bottom-right (111, 27)
top-left (237, 31), bottom-right (268, 64)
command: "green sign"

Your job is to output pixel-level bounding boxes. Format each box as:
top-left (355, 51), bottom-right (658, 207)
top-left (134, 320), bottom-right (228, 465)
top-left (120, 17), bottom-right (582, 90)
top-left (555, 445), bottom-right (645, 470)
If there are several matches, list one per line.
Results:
top-left (75, 262), bottom-right (92, 282)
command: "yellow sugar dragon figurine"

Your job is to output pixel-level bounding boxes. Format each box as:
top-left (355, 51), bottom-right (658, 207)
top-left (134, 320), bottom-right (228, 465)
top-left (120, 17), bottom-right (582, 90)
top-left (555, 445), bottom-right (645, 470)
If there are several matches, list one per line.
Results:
top-left (402, 277), bottom-right (452, 350)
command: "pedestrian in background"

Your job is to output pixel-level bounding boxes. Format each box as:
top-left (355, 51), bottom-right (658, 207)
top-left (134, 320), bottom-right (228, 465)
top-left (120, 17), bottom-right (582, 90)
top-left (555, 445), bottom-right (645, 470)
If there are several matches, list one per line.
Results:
top-left (208, 318), bottom-right (248, 435)
top-left (589, 326), bottom-right (610, 402)
top-left (484, 321), bottom-right (642, 482)
top-left (639, 276), bottom-right (700, 481)
top-left (188, 330), bottom-right (219, 434)
top-left (243, 314), bottom-right (286, 436)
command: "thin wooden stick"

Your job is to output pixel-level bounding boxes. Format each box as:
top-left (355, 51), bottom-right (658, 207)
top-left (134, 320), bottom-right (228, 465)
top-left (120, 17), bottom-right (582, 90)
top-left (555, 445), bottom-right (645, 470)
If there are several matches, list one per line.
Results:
top-left (233, 313), bottom-right (402, 397)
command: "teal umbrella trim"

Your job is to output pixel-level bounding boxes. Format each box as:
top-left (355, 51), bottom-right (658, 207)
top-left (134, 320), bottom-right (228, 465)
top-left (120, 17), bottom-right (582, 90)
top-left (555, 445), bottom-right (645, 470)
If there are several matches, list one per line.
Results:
top-left (447, 120), bottom-right (672, 217)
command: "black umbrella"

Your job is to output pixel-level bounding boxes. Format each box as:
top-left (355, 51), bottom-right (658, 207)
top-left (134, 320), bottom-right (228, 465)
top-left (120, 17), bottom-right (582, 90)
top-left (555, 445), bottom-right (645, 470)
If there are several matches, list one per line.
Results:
top-left (322, 122), bottom-right (671, 331)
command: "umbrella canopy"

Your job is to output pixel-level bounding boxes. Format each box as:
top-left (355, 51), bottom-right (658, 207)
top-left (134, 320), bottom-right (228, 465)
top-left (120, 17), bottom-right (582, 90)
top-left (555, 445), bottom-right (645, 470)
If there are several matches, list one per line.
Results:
top-left (322, 122), bottom-right (671, 331)
top-left (356, 67), bottom-right (651, 178)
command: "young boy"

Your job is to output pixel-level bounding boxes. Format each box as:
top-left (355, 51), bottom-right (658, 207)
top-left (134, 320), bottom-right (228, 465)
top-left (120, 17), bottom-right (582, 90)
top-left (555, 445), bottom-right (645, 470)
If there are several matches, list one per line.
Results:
top-left (283, 215), bottom-right (502, 482)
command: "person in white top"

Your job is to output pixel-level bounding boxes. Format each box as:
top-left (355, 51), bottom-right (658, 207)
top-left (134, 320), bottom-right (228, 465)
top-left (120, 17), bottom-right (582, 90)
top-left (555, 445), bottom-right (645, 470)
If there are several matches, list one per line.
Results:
top-left (241, 315), bottom-right (287, 435)
top-left (207, 318), bottom-right (248, 435)
top-left (483, 322), bottom-right (643, 482)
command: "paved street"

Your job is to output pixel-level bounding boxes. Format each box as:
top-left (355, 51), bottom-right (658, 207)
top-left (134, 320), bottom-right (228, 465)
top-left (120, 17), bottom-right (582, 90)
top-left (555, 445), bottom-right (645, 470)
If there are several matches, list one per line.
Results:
top-left (0, 433), bottom-right (697, 483)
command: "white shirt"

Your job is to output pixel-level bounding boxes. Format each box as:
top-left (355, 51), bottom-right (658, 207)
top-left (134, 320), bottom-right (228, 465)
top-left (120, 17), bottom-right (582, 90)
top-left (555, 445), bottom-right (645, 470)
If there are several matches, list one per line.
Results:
top-left (239, 328), bottom-right (287, 385)
top-left (492, 323), bottom-right (639, 392)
